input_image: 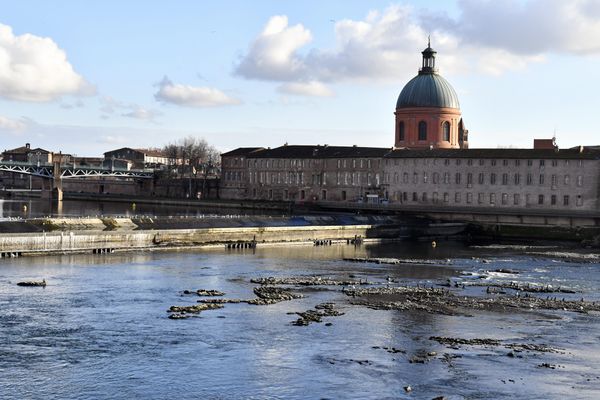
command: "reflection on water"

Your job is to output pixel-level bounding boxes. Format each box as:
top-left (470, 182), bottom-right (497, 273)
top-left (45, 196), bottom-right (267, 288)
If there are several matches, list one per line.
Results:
top-left (0, 242), bottom-right (599, 399)
top-left (0, 197), bottom-right (283, 219)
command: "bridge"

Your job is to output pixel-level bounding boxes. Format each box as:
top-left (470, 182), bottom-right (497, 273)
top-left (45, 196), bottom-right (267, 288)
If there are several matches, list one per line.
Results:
top-left (0, 160), bottom-right (154, 200)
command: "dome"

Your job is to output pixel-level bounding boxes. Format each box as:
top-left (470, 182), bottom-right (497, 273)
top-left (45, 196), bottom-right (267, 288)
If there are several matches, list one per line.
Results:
top-left (396, 73), bottom-right (460, 109)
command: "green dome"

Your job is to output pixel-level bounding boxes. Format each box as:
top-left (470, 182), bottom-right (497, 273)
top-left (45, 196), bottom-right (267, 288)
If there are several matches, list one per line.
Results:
top-left (396, 73), bottom-right (460, 109)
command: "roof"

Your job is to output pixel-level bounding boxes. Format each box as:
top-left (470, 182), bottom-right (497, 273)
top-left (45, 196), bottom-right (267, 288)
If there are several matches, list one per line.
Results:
top-left (221, 147), bottom-right (264, 157)
top-left (245, 145), bottom-right (390, 159)
top-left (386, 147), bottom-right (600, 160)
top-left (134, 148), bottom-right (168, 157)
top-left (396, 73), bottom-right (460, 109)
top-left (3, 146), bottom-right (51, 154)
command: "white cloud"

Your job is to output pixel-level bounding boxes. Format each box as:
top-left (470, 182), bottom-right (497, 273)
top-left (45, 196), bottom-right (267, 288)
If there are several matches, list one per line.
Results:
top-left (423, 0), bottom-right (600, 55)
top-left (0, 115), bottom-right (27, 133)
top-left (0, 23), bottom-right (94, 102)
top-left (235, 15), bottom-right (312, 81)
top-left (235, 2), bottom-right (600, 90)
top-left (278, 81), bottom-right (334, 97)
top-left (99, 96), bottom-right (161, 122)
top-left (121, 107), bottom-right (162, 121)
top-left (154, 76), bottom-right (241, 107)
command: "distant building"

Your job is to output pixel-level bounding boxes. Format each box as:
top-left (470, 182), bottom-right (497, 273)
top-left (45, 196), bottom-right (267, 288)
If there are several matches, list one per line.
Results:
top-left (218, 43), bottom-right (600, 220)
top-left (2, 143), bottom-right (53, 164)
top-left (103, 147), bottom-right (179, 168)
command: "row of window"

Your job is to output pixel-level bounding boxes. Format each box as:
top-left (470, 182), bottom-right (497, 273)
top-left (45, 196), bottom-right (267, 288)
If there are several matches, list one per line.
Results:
top-left (235, 157), bottom-right (585, 171)
top-left (385, 171), bottom-right (584, 187)
top-left (397, 121), bottom-right (451, 142)
top-left (395, 191), bottom-right (584, 207)
top-left (385, 158), bottom-right (584, 167)
top-left (248, 171), bottom-right (383, 187)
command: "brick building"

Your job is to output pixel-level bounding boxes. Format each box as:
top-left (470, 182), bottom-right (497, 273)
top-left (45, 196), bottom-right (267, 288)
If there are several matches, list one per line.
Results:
top-left (220, 44), bottom-right (600, 217)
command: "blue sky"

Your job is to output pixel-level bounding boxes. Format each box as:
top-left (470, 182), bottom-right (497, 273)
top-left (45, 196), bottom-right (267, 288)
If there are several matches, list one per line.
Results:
top-left (0, 0), bottom-right (599, 156)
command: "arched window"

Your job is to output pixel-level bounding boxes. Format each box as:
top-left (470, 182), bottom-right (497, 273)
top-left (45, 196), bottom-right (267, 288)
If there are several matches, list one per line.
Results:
top-left (398, 121), bottom-right (405, 141)
top-left (418, 121), bottom-right (427, 141)
top-left (443, 121), bottom-right (450, 141)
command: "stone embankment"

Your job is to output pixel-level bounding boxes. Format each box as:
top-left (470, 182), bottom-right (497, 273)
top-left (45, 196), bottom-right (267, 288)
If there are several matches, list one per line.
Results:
top-left (0, 224), bottom-right (393, 257)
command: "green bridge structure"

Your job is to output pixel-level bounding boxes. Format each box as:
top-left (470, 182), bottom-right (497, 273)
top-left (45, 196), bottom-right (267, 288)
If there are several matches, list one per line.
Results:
top-left (0, 159), bottom-right (154, 201)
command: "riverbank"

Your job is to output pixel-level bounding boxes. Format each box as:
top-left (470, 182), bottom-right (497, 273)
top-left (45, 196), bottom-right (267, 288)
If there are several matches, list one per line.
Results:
top-left (0, 215), bottom-right (468, 257)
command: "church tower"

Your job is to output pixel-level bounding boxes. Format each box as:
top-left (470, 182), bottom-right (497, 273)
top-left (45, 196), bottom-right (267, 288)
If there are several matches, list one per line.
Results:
top-left (394, 40), bottom-right (468, 149)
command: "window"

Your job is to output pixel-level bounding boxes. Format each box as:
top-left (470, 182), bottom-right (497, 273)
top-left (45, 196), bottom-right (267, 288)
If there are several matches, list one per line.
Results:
top-left (442, 121), bottom-right (450, 141)
top-left (503, 160), bottom-right (509, 166)
top-left (551, 195), bottom-right (557, 205)
top-left (552, 160), bottom-right (558, 167)
top-left (577, 176), bottom-right (583, 186)
top-left (423, 172), bottom-right (428, 183)
top-left (433, 192), bottom-right (439, 203)
top-left (527, 173), bottom-right (533, 185)
top-left (514, 194), bottom-right (520, 205)
top-left (576, 195), bottom-right (583, 206)
top-left (478, 193), bottom-right (484, 204)
top-left (322, 190), bottom-right (327, 200)
top-left (433, 173), bottom-right (439, 184)
top-left (514, 174), bottom-right (521, 185)
top-left (412, 192), bottom-right (418, 201)
top-left (538, 195), bottom-right (544, 205)
top-left (443, 192), bottom-right (449, 203)
top-left (479, 159), bottom-right (485, 166)
top-left (540, 160), bottom-right (545, 167)
top-left (502, 193), bottom-right (508, 205)
top-left (564, 175), bottom-right (570, 185)
top-left (491, 160), bottom-right (497, 166)
top-left (515, 160), bottom-right (521, 166)
top-left (422, 192), bottom-right (428, 202)
top-left (467, 159), bottom-right (473, 166)
top-left (527, 160), bottom-right (533, 167)
top-left (467, 173), bottom-right (473, 185)
top-left (418, 121), bottom-right (427, 141)
top-left (455, 192), bottom-right (461, 203)
top-left (490, 193), bottom-right (496, 205)
top-left (490, 173), bottom-right (496, 185)
top-left (563, 195), bottom-right (569, 206)
top-left (444, 172), bottom-right (450, 184)
top-left (478, 173), bottom-right (484, 184)
top-left (551, 174), bottom-right (557, 187)
top-left (455, 173), bottom-right (461, 184)
top-left (403, 173), bottom-right (409, 183)
top-left (502, 173), bottom-right (508, 185)
top-left (539, 174), bottom-right (545, 185)
top-left (444, 159), bottom-right (450, 166)
top-left (467, 193), bottom-right (473, 204)
top-left (413, 173), bottom-right (418, 184)
top-left (398, 121), bottom-right (405, 141)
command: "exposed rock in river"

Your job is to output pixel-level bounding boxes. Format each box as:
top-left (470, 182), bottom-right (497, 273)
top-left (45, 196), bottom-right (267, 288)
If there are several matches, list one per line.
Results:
top-left (292, 302), bottom-right (344, 326)
top-left (248, 286), bottom-right (303, 305)
top-left (344, 285), bottom-right (600, 315)
top-left (183, 289), bottom-right (225, 296)
top-left (251, 276), bottom-right (371, 286)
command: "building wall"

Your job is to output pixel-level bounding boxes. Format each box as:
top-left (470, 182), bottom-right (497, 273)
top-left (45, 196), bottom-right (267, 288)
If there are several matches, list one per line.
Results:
top-left (383, 156), bottom-right (600, 212)
top-left (394, 107), bottom-right (462, 149)
top-left (231, 156), bottom-right (386, 202)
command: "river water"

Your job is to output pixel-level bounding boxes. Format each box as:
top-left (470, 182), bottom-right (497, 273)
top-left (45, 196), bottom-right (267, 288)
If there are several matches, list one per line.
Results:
top-left (0, 241), bottom-right (599, 399)
top-left (0, 198), bottom-right (275, 219)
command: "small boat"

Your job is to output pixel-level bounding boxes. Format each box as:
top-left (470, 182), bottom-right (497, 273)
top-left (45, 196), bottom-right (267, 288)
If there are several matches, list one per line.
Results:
top-left (17, 279), bottom-right (46, 287)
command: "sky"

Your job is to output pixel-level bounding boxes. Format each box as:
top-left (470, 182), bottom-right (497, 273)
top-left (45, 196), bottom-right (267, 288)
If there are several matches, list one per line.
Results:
top-left (0, 0), bottom-right (599, 156)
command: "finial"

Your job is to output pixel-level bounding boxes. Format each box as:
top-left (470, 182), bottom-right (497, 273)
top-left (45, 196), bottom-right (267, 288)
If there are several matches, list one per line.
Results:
top-left (428, 35), bottom-right (430, 48)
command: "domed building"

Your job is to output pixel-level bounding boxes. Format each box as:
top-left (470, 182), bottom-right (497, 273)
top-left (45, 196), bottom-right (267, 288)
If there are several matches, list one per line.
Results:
top-left (395, 41), bottom-right (468, 149)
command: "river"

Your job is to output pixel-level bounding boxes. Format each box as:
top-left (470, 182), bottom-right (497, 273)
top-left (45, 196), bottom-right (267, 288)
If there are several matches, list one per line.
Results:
top-left (0, 241), bottom-right (599, 399)
top-left (0, 197), bottom-right (279, 219)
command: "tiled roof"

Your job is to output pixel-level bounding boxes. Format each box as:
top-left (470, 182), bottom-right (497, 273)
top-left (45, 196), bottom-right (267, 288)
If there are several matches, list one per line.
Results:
top-left (245, 145), bottom-right (391, 159)
top-left (221, 147), bottom-right (264, 157)
top-left (386, 147), bottom-right (600, 159)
